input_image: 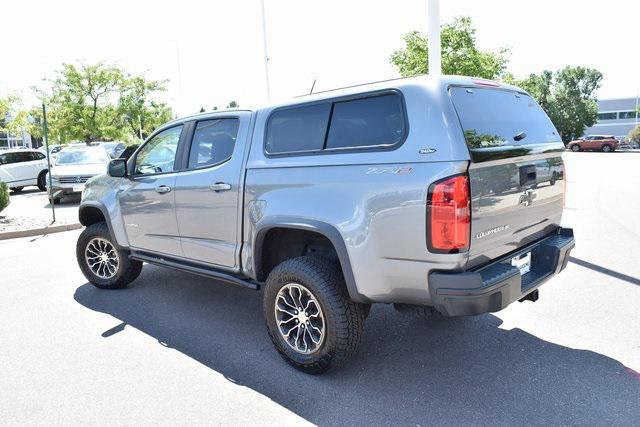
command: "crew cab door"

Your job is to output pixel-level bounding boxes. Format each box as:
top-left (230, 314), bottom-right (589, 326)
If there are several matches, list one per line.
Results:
top-left (119, 125), bottom-right (185, 257)
top-left (174, 113), bottom-right (251, 268)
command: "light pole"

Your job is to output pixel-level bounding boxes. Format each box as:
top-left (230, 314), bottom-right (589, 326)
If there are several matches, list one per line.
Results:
top-left (42, 103), bottom-right (55, 223)
top-left (260, 0), bottom-right (271, 102)
top-left (428, 0), bottom-right (441, 75)
top-left (635, 93), bottom-right (638, 128)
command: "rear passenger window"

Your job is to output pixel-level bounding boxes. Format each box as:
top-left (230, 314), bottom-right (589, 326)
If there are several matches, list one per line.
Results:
top-left (265, 92), bottom-right (406, 155)
top-left (11, 152), bottom-right (33, 163)
top-left (325, 94), bottom-right (405, 149)
top-left (188, 118), bottom-right (239, 168)
top-left (265, 103), bottom-right (331, 154)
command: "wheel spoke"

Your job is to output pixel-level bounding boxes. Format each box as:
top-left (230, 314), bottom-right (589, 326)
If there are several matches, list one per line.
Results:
top-left (277, 316), bottom-right (296, 327)
top-left (294, 325), bottom-right (303, 351)
top-left (276, 304), bottom-right (296, 317)
top-left (291, 286), bottom-right (304, 308)
top-left (305, 326), bottom-right (320, 345)
top-left (284, 324), bottom-right (299, 339)
top-left (279, 296), bottom-right (298, 312)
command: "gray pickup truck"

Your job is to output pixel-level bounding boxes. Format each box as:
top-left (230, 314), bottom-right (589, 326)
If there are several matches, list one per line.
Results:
top-left (76, 75), bottom-right (575, 374)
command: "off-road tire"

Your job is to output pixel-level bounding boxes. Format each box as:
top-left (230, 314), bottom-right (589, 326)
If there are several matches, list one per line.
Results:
top-left (37, 171), bottom-right (48, 191)
top-left (76, 222), bottom-right (142, 289)
top-left (263, 256), bottom-right (368, 374)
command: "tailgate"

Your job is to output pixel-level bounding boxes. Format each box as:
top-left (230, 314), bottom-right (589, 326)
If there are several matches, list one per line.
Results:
top-left (449, 85), bottom-right (566, 268)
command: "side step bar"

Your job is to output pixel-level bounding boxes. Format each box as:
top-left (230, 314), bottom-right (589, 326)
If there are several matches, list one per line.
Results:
top-left (129, 252), bottom-right (260, 290)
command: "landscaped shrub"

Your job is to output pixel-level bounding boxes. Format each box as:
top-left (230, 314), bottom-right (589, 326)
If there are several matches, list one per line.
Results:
top-left (0, 182), bottom-right (9, 213)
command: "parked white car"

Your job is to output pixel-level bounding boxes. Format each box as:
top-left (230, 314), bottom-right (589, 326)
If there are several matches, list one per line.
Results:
top-left (39, 144), bottom-right (64, 162)
top-left (0, 149), bottom-right (49, 192)
top-left (47, 146), bottom-right (111, 204)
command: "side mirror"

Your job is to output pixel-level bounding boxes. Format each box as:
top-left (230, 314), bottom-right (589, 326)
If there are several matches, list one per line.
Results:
top-left (108, 158), bottom-right (127, 178)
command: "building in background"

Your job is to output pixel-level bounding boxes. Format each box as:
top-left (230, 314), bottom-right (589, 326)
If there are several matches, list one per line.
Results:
top-left (584, 97), bottom-right (639, 140)
top-left (0, 130), bottom-right (33, 149)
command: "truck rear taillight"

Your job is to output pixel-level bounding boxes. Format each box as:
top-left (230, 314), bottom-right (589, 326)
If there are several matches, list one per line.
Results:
top-left (427, 174), bottom-right (471, 253)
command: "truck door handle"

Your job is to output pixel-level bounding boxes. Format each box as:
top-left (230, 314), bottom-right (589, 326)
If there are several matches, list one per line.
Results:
top-left (209, 182), bottom-right (232, 192)
top-left (155, 185), bottom-right (172, 194)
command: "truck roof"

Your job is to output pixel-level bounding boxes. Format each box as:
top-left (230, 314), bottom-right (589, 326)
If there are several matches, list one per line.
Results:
top-left (165, 74), bottom-right (525, 127)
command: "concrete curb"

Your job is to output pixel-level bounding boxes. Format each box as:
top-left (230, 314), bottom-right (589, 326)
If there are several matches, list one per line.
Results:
top-left (0, 223), bottom-right (82, 241)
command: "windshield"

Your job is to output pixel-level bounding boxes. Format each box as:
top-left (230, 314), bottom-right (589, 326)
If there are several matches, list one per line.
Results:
top-left (55, 149), bottom-right (109, 165)
top-left (450, 86), bottom-right (564, 162)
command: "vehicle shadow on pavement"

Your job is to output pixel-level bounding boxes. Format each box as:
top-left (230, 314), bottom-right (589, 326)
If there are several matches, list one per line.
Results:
top-left (74, 266), bottom-right (639, 425)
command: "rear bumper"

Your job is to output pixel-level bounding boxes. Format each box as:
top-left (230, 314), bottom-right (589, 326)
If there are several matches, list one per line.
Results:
top-left (429, 227), bottom-right (575, 317)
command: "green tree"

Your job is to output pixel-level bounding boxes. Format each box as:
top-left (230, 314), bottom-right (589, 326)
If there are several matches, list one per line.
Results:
top-left (226, 100), bottom-right (239, 108)
top-left (0, 94), bottom-right (30, 136)
top-left (118, 76), bottom-right (173, 140)
top-left (0, 94), bottom-right (18, 125)
top-left (33, 62), bottom-right (172, 143)
top-left (390, 17), bottom-right (509, 79)
top-left (628, 125), bottom-right (640, 145)
top-left (39, 63), bottom-right (125, 142)
top-left (517, 66), bottom-right (603, 143)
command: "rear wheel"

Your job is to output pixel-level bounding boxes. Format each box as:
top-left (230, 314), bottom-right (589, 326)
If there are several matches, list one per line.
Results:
top-left (550, 172), bottom-right (558, 186)
top-left (570, 145), bottom-right (581, 152)
top-left (263, 256), bottom-right (368, 374)
top-left (76, 222), bottom-right (142, 289)
top-left (37, 171), bottom-right (47, 191)
top-left (10, 186), bottom-right (24, 193)
top-left (601, 144), bottom-right (612, 152)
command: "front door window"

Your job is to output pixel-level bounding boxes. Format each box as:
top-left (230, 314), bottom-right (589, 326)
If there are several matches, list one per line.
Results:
top-left (135, 126), bottom-right (182, 175)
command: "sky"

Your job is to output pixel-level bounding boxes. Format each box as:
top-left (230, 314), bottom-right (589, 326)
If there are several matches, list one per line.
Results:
top-left (1, 0), bottom-right (638, 117)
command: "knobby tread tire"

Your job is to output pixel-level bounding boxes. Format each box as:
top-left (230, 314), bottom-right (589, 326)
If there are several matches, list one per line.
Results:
top-left (76, 222), bottom-right (142, 289)
top-left (263, 256), bottom-right (368, 374)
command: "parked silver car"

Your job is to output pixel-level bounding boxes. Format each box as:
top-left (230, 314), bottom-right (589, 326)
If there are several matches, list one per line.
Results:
top-left (76, 75), bottom-right (575, 373)
top-left (48, 146), bottom-right (111, 203)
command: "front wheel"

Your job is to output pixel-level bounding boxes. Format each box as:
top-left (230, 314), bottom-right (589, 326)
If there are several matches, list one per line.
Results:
top-left (601, 144), bottom-right (612, 152)
top-left (263, 256), bottom-right (368, 374)
top-left (570, 145), bottom-right (581, 152)
top-left (76, 222), bottom-right (142, 289)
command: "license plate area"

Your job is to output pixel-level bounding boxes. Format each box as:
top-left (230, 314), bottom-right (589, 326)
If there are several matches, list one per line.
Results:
top-left (511, 251), bottom-right (531, 275)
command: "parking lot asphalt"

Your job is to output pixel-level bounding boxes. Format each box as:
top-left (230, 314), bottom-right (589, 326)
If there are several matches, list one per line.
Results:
top-left (1, 152), bottom-right (639, 425)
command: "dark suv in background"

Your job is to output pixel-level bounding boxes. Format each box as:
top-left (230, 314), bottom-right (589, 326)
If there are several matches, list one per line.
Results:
top-left (568, 135), bottom-right (618, 152)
